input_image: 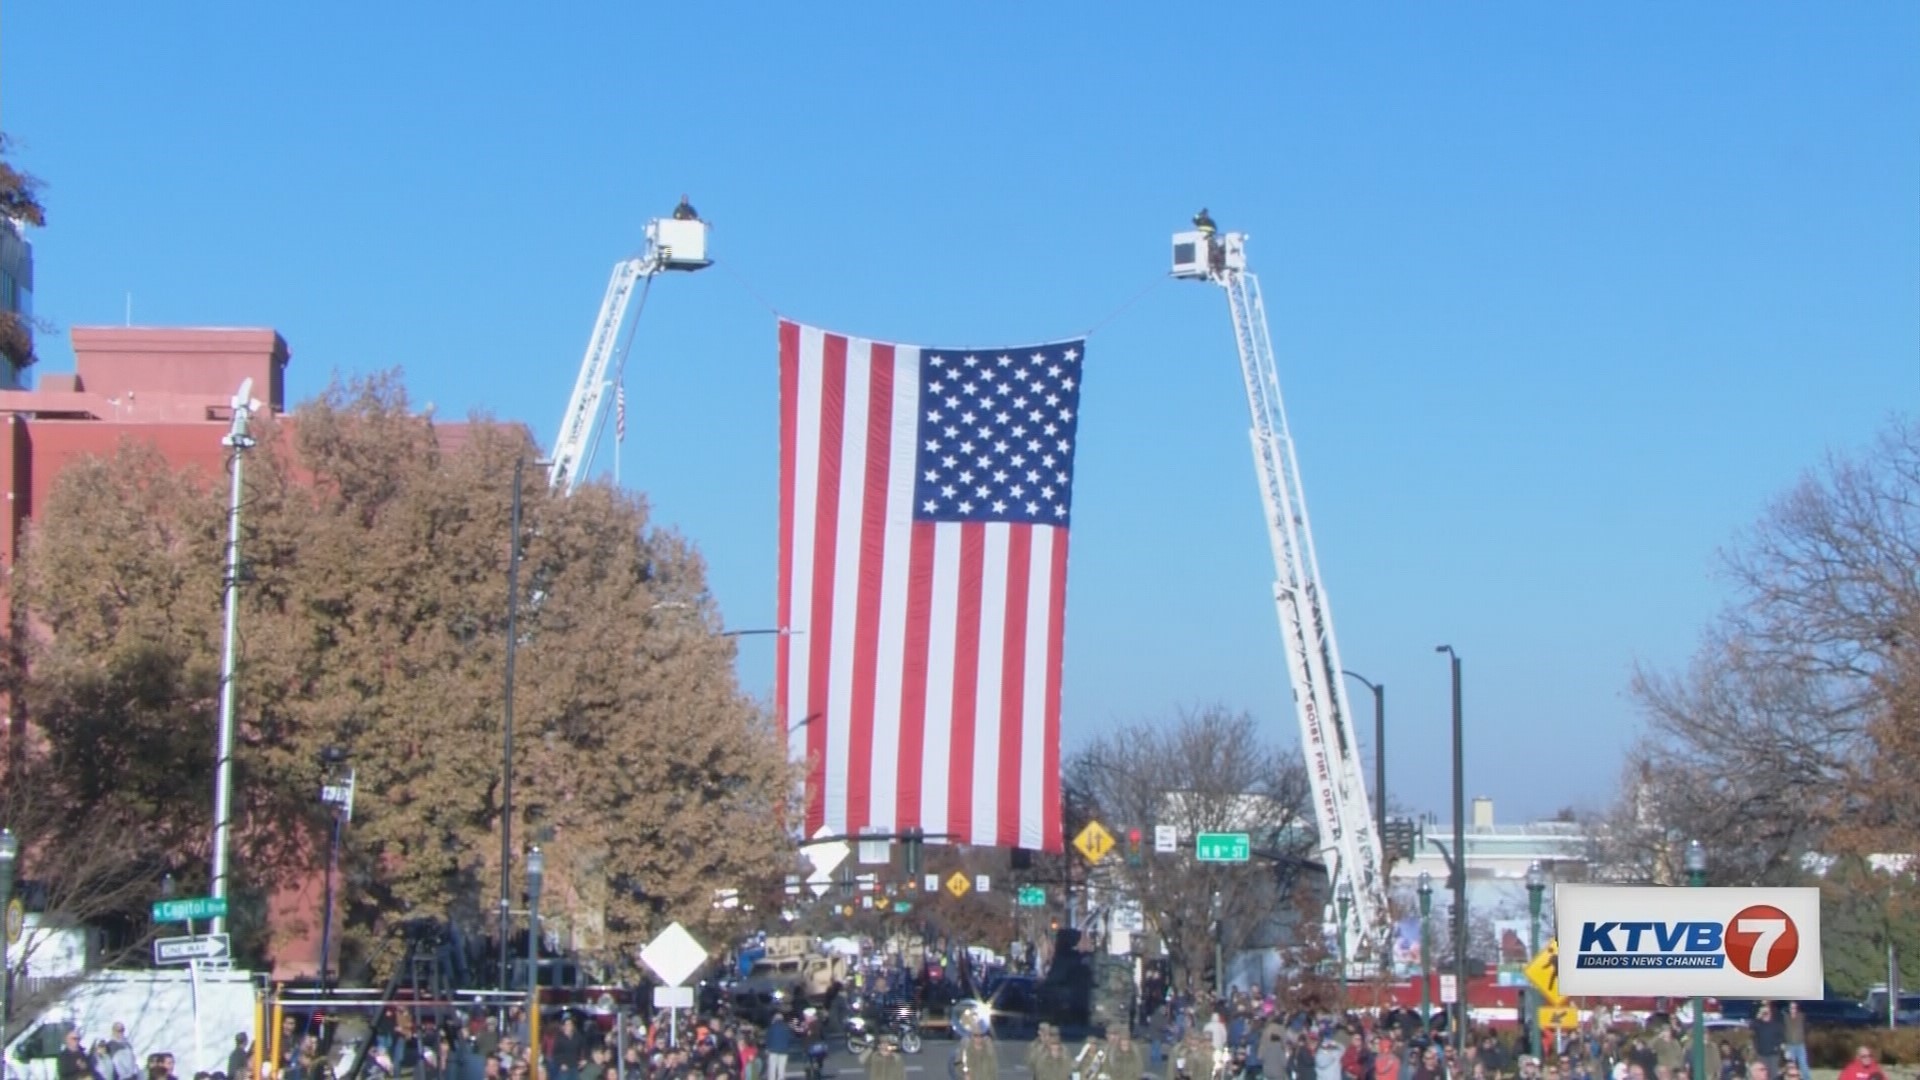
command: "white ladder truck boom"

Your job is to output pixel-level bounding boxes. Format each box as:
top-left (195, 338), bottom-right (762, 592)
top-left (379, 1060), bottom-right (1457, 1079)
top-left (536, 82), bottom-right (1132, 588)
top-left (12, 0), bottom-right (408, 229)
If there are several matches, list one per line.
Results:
top-left (548, 204), bottom-right (713, 494)
top-left (1171, 215), bottom-right (1389, 966)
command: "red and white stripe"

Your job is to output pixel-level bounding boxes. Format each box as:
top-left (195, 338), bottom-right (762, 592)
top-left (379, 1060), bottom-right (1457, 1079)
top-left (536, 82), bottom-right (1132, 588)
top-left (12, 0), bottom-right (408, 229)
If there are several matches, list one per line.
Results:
top-left (777, 320), bottom-right (1067, 852)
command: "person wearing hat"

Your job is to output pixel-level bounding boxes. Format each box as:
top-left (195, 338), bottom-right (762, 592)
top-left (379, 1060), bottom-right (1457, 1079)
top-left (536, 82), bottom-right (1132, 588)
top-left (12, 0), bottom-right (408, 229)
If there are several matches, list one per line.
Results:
top-left (863, 1036), bottom-right (907, 1080)
top-left (1108, 1031), bottom-right (1147, 1080)
top-left (1033, 1040), bottom-right (1073, 1080)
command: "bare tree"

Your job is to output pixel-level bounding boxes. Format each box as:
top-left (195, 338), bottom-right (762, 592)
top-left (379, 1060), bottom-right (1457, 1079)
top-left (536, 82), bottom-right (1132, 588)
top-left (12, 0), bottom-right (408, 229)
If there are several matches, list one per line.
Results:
top-left (1612, 415), bottom-right (1919, 880)
top-left (0, 761), bottom-right (170, 1018)
top-left (1064, 706), bottom-right (1316, 997)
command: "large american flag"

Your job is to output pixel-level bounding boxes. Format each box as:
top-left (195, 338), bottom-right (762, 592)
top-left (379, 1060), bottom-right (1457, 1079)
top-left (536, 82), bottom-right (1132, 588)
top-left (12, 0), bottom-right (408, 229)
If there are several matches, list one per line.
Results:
top-left (778, 320), bottom-right (1084, 851)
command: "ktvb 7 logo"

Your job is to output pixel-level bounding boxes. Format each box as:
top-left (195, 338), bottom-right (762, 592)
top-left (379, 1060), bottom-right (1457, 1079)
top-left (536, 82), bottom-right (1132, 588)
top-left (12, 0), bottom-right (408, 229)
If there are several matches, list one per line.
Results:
top-left (1576, 904), bottom-right (1799, 977)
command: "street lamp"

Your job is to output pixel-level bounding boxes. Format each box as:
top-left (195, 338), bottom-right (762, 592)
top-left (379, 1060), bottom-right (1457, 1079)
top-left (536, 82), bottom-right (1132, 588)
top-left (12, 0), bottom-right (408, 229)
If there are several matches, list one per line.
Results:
top-left (1685, 840), bottom-right (1707, 1080)
top-left (1435, 644), bottom-right (1467, 1055)
top-left (1340, 671), bottom-right (1387, 854)
top-left (1336, 881), bottom-right (1353, 1005)
top-left (318, 746), bottom-right (355, 993)
top-left (0, 828), bottom-right (16, 1026)
top-left (1417, 872), bottom-right (1434, 1027)
top-left (1526, 861), bottom-right (1547, 1058)
top-left (525, 845), bottom-right (545, 1001)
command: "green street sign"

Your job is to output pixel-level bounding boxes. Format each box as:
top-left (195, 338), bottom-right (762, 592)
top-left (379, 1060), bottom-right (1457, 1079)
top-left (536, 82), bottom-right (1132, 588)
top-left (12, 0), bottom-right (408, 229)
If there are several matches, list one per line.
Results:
top-left (894, 901), bottom-right (913, 914)
top-left (152, 896), bottom-right (227, 923)
top-left (1195, 833), bottom-right (1251, 863)
top-left (1017, 885), bottom-right (1047, 907)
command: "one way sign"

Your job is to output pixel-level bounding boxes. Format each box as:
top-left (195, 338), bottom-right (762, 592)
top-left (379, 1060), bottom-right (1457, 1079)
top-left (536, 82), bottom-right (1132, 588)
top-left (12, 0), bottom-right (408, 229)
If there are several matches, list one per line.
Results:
top-left (154, 933), bottom-right (230, 965)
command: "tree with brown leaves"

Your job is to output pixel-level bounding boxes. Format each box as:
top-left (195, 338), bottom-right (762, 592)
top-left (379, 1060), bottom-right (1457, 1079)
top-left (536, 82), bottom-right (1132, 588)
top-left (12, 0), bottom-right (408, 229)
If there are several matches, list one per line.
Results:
top-left (1602, 415), bottom-right (1919, 885)
top-left (15, 374), bottom-right (794, 977)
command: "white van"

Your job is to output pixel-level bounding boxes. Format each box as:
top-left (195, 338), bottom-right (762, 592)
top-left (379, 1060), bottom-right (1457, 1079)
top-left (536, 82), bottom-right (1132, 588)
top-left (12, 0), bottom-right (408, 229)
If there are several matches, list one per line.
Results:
top-left (3, 969), bottom-right (259, 1080)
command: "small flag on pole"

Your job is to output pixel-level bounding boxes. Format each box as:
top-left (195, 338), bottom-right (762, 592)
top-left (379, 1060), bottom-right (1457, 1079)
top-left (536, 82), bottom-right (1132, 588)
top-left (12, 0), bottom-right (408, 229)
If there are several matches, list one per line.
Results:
top-left (615, 381), bottom-right (626, 444)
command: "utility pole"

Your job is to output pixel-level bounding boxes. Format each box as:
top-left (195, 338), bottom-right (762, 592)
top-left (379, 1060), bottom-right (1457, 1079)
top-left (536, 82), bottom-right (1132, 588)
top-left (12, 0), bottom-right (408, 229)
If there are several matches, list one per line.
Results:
top-left (498, 456), bottom-right (526, 991)
top-left (209, 379), bottom-right (259, 938)
top-left (1436, 645), bottom-right (1467, 1054)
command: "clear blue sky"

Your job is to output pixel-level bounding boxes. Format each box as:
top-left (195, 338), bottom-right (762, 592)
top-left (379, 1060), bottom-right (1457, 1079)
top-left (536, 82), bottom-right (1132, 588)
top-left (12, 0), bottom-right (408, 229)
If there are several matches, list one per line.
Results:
top-left (5, 4), bottom-right (1916, 824)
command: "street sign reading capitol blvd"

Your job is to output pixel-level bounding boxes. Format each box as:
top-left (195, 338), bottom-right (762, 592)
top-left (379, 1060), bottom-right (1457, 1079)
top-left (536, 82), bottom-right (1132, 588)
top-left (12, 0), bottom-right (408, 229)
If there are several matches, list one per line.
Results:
top-left (1555, 885), bottom-right (1823, 1000)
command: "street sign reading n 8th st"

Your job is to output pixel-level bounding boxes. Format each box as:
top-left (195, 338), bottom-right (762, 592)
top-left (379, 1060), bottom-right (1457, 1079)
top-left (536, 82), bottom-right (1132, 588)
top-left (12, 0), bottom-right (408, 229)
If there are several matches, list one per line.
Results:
top-left (1195, 833), bottom-right (1251, 863)
top-left (152, 896), bottom-right (227, 923)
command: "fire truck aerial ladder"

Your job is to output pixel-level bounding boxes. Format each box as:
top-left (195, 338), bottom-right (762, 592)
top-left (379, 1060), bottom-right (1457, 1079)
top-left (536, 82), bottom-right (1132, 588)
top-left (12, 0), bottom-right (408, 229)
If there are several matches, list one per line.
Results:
top-left (547, 204), bottom-right (712, 494)
top-left (1171, 215), bottom-right (1389, 963)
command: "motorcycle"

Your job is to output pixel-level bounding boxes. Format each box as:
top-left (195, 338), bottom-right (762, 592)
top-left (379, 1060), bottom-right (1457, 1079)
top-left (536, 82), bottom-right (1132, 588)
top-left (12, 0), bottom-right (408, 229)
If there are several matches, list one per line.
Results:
top-left (847, 999), bottom-right (924, 1055)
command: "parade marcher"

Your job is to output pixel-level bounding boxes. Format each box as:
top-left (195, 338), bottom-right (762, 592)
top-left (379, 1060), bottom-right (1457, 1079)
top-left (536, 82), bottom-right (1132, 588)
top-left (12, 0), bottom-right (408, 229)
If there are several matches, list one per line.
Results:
top-left (1110, 1031), bottom-right (1149, 1080)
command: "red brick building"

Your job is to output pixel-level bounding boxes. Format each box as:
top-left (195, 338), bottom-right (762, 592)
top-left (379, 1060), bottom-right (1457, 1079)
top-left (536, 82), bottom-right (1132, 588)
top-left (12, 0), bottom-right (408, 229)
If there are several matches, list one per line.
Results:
top-left (0, 326), bottom-right (292, 570)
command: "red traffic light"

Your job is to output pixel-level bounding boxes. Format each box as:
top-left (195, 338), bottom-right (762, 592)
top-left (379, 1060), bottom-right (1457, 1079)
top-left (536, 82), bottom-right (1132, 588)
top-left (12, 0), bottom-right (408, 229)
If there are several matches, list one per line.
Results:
top-left (1128, 828), bottom-right (1142, 844)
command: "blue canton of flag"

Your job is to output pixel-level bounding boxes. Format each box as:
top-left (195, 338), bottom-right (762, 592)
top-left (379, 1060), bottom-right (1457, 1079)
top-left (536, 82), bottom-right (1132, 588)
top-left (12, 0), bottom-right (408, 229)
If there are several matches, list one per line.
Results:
top-left (911, 343), bottom-right (1085, 526)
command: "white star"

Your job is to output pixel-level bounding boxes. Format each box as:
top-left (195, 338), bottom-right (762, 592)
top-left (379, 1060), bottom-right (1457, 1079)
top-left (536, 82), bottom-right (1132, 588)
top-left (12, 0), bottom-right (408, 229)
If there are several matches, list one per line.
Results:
top-left (1042, 486), bottom-right (1056, 499)
top-left (922, 499), bottom-right (938, 513)
top-left (1012, 426), bottom-right (1027, 438)
top-left (962, 411), bottom-right (977, 424)
top-left (1027, 440), bottom-right (1042, 452)
top-left (1026, 501), bottom-right (1039, 514)
top-left (1053, 504), bottom-right (1067, 518)
top-left (1010, 484), bottom-right (1025, 497)
top-left (1058, 439), bottom-right (1071, 452)
top-left (963, 383), bottom-right (978, 396)
top-left (1013, 397), bottom-right (1029, 409)
top-left (993, 470), bottom-right (1009, 483)
top-left (1042, 455), bottom-right (1056, 468)
top-left (997, 383), bottom-right (1013, 396)
top-left (1048, 365), bottom-right (1062, 378)
top-left (930, 355), bottom-right (945, 366)
top-left (1060, 408), bottom-right (1074, 422)
top-left (964, 355), bottom-right (980, 367)
top-left (977, 427), bottom-right (993, 441)
top-left (961, 441), bottom-right (976, 454)
top-left (1064, 347), bottom-right (1079, 361)
top-left (960, 500), bottom-right (974, 513)
top-left (976, 485), bottom-right (990, 498)
top-left (946, 396), bottom-right (959, 408)
top-left (1026, 470), bottom-right (1039, 482)
top-left (997, 355), bottom-right (1013, 367)
top-left (942, 455), bottom-right (957, 468)
top-left (1030, 352), bottom-right (1046, 364)
top-left (976, 455), bottom-right (992, 469)
top-left (1013, 368), bottom-right (1030, 382)
top-left (1046, 394), bottom-right (1060, 407)
top-left (1062, 376), bottom-right (1076, 390)
top-left (945, 426), bottom-right (959, 439)
top-left (924, 469), bottom-right (939, 482)
top-left (942, 484), bottom-right (957, 498)
top-left (994, 440), bottom-right (1009, 454)
top-left (1044, 423), bottom-right (1059, 436)
top-left (1028, 410), bottom-right (1044, 422)
top-left (929, 381), bottom-right (944, 394)
top-left (959, 471), bottom-right (974, 484)
top-left (992, 500), bottom-right (1008, 513)
top-left (1055, 471), bottom-right (1067, 484)
top-left (927, 410), bottom-right (942, 423)
top-left (925, 439), bottom-right (940, 451)
top-left (1011, 454), bottom-right (1026, 467)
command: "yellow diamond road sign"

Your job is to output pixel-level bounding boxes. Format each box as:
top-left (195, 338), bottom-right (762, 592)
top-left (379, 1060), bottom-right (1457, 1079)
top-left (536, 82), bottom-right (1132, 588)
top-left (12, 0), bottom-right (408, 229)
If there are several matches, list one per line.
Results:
top-left (1073, 820), bottom-right (1116, 864)
top-left (1538, 1005), bottom-right (1578, 1031)
top-left (1525, 939), bottom-right (1566, 1007)
top-left (945, 871), bottom-right (971, 898)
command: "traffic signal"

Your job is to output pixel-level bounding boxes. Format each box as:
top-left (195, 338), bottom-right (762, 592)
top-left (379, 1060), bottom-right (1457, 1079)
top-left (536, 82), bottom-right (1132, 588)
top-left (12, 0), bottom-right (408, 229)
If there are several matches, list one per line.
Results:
top-left (838, 865), bottom-right (855, 899)
top-left (903, 828), bottom-right (924, 877)
top-left (1126, 828), bottom-right (1144, 866)
top-left (1010, 847), bottom-right (1033, 871)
